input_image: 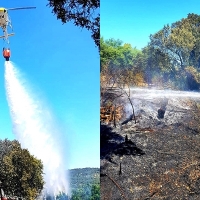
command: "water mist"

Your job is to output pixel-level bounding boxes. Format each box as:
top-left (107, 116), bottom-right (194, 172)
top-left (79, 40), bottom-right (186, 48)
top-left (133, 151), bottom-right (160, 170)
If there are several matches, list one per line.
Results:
top-left (4, 61), bottom-right (69, 197)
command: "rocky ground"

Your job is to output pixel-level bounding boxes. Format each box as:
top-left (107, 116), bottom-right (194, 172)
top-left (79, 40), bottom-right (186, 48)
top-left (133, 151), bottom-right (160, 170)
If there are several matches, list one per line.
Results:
top-left (100, 89), bottom-right (200, 200)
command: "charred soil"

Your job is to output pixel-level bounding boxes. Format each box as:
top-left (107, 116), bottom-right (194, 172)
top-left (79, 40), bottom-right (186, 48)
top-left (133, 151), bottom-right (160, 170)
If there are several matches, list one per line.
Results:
top-left (100, 91), bottom-right (200, 200)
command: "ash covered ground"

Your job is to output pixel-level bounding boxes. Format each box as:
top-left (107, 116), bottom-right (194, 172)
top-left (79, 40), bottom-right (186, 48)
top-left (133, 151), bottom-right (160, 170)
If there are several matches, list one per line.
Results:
top-left (100, 89), bottom-right (200, 200)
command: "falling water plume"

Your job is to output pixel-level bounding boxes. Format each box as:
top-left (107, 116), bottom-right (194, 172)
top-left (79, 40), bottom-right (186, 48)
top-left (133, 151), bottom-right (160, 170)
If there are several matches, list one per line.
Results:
top-left (4, 61), bottom-right (69, 197)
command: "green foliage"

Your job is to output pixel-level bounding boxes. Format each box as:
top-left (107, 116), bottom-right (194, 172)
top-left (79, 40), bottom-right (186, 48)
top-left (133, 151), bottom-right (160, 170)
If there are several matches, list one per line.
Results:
top-left (69, 168), bottom-right (99, 200)
top-left (100, 37), bottom-right (122, 68)
top-left (100, 37), bottom-right (142, 68)
top-left (71, 188), bottom-right (84, 200)
top-left (100, 37), bottom-right (146, 89)
top-left (148, 13), bottom-right (200, 89)
top-left (47, 0), bottom-right (100, 49)
top-left (184, 66), bottom-right (200, 90)
top-left (90, 183), bottom-right (100, 200)
top-left (101, 13), bottom-right (200, 90)
top-left (185, 66), bottom-right (200, 82)
top-left (70, 183), bottom-right (100, 200)
top-left (0, 139), bottom-right (44, 199)
top-left (149, 13), bottom-right (200, 69)
top-left (69, 168), bottom-right (99, 191)
top-left (55, 192), bottom-right (70, 199)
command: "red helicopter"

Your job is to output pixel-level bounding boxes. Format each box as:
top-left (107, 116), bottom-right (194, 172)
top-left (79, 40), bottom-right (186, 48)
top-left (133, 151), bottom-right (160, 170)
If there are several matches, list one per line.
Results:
top-left (0, 6), bottom-right (36, 61)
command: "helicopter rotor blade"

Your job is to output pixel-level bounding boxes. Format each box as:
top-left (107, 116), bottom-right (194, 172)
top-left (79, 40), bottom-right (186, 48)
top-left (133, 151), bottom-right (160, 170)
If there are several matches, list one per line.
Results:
top-left (7, 7), bottom-right (36, 11)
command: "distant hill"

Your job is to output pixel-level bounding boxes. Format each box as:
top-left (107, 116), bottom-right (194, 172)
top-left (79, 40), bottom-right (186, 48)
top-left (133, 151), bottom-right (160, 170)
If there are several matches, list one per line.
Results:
top-left (68, 168), bottom-right (100, 192)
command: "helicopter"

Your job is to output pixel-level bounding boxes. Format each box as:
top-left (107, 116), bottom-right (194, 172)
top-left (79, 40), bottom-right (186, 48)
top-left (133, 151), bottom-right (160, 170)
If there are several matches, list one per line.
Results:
top-left (0, 6), bottom-right (36, 61)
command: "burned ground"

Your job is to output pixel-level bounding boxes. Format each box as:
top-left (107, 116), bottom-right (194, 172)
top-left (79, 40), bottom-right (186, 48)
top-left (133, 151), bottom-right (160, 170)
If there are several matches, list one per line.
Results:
top-left (100, 89), bottom-right (200, 200)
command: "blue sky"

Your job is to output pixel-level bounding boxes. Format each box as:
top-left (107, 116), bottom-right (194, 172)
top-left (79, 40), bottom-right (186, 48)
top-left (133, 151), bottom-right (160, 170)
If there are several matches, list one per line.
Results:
top-left (101, 0), bottom-right (200, 49)
top-left (0, 1), bottom-right (99, 169)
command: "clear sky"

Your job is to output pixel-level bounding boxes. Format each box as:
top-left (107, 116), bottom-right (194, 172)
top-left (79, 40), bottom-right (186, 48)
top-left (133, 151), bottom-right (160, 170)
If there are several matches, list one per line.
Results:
top-left (101, 0), bottom-right (200, 49)
top-left (0, 1), bottom-right (99, 169)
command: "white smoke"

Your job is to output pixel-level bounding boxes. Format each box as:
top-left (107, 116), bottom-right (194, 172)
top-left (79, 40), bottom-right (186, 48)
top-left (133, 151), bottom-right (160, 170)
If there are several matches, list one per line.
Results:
top-left (4, 61), bottom-right (69, 197)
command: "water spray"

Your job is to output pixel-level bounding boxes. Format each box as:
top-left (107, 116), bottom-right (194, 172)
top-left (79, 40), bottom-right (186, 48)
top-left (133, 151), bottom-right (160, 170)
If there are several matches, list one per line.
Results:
top-left (4, 61), bottom-right (69, 197)
top-left (129, 87), bottom-right (200, 99)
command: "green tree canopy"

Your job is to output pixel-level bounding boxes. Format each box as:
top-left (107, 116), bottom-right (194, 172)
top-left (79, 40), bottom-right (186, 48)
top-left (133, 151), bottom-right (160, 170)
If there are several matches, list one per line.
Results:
top-left (47, 0), bottom-right (100, 49)
top-left (90, 183), bottom-right (100, 200)
top-left (0, 139), bottom-right (44, 199)
top-left (100, 37), bottom-right (147, 94)
top-left (100, 37), bottom-right (143, 70)
top-left (70, 183), bottom-right (100, 200)
top-left (100, 37), bottom-right (123, 68)
top-left (149, 13), bottom-right (200, 69)
top-left (148, 13), bottom-right (200, 89)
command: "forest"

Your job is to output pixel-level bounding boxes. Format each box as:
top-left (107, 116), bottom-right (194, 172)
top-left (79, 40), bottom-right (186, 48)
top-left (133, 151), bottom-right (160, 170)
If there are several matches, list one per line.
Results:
top-left (100, 13), bottom-right (200, 199)
top-left (101, 13), bottom-right (200, 93)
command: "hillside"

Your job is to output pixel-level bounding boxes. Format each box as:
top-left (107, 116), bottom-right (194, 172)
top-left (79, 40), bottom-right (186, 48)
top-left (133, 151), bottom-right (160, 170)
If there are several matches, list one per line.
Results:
top-left (69, 168), bottom-right (100, 192)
